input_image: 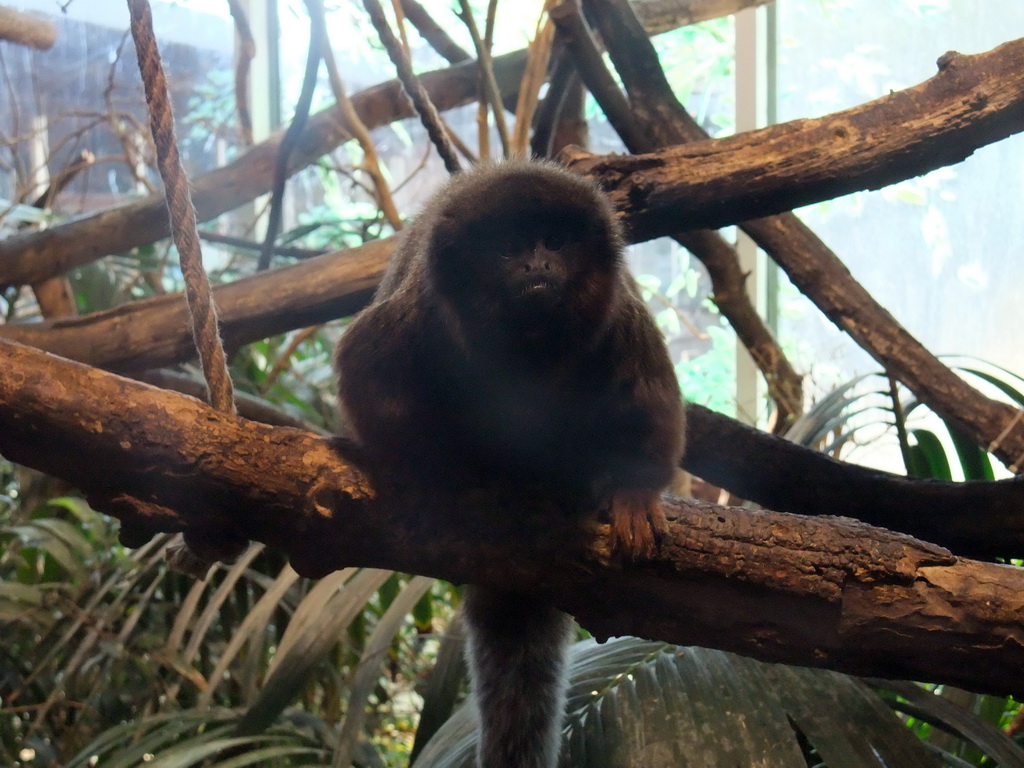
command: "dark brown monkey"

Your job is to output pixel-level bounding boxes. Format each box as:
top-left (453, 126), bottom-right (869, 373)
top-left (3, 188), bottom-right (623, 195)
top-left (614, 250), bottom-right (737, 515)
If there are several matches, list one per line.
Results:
top-left (335, 161), bottom-right (685, 768)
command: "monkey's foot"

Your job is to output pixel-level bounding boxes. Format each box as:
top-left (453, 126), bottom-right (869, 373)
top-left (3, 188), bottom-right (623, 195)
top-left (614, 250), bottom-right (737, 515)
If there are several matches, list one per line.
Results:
top-left (609, 491), bottom-right (667, 559)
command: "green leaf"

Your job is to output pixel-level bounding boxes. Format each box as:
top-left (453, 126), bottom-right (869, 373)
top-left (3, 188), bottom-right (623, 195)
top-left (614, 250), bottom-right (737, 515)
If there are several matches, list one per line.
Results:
top-left (333, 575), bottom-right (434, 768)
top-left (909, 429), bottom-right (953, 480)
top-left (237, 568), bottom-right (392, 735)
top-left (873, 681), bottom-right (1024, 768)
top-left (948, 427), bottom-right (995, 481)
top-left (415, 639), bottom-right (943, 768)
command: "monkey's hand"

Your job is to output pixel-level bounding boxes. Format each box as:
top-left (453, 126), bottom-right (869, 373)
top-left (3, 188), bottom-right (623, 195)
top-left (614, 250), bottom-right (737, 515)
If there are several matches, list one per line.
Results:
top-left (608, 489), bottom-right (667, 559)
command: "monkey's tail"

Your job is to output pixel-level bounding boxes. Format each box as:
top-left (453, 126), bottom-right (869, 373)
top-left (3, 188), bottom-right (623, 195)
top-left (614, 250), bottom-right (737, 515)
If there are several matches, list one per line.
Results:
top-left (463, 586), bottom-right (575, 768)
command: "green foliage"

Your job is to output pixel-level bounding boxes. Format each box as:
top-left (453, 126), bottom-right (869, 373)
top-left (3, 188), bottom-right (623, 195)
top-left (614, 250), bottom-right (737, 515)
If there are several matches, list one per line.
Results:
top-left (655, 18), bottom-right (736, 136)
top-left (787, 358), bottom-right (1021, 482)
top-left (676, 321), bottom-right (737, 416)
top-left (413, 638), bottom-right (1022, 768)
top-left (0, 481), bottom-right (447, 765)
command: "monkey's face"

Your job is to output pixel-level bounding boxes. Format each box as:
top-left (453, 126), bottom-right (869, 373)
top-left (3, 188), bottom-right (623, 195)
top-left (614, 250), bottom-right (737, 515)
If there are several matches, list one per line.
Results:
top-left (430, 209), bottom-right (620, 345)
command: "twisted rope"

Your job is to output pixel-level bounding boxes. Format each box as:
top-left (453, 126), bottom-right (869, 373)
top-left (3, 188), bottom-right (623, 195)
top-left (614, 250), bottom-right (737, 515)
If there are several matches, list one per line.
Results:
top-left (127, 0), bottom-right (235, 414)
top-left (361, 0), bottom-right (462, 174)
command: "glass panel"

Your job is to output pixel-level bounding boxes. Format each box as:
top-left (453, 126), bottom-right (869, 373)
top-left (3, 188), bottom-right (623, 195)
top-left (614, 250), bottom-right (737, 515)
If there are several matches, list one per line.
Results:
top-left (775, 0), bottom-right (1024, 471)
top-left (776, 0), bottom-right (1024, 389)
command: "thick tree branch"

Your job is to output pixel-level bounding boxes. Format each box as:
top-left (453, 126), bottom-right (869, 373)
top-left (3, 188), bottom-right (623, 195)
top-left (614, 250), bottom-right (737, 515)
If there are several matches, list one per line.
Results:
top-left (0, 239), bottom-right (391, 371)
top-left (5, 29), bottom-right (1024, 457)
top-left (8, 267), bottom-right (1024, 559)
top-left (0, 6), bottom-right (56, 50)
top-left (581, 0), bottom-right (1024, 468)
top-left (0, 2), bottom-right (726, 290)
top-left (1, 338), bottom-right (1023, 697)
top-left (400, 0), bottom-right (470, 64)
top-left (634, 0), bottom-right (773, 33)
top-left (685, 404), bottom-right (1024, 560)
top-left (11, 32), bottom-right (1024, 371)
top-left (561, 37), bottom-right (1024, 236)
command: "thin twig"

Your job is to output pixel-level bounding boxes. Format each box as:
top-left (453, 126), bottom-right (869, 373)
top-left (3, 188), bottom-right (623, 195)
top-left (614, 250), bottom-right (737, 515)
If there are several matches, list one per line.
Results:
top-left (400, 0), bottom-right (470, 63)
top-left (389, 0), bottom-right (411, 53)
top-left (511, 1), bottom-right (558, 157)
top-left (458, 0), bottom-right (510, 157)
top-left (530, 48), bottom-right (575, 157)
top-left (314, 0), bottom-right (403, 230)
top-left (258, 0), bottom-right (324, 270)
top-left (260, 326), bottom-right (322, 395)
top-left (199, 230), bottom-right (328, 260)
top-left (227, 0), bottom-right (256, 146)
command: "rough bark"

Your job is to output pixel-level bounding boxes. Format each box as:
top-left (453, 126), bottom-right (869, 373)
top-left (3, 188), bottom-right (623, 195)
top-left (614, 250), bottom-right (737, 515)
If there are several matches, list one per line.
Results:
top-left (564, 37), bottom-right (1024, 236)
top-left (634, 0), bottom-right (773, 33)
top-left (1, 338), bottom-right (1023, 697)
top-left (684, 404), bottom-right (1024, 560)
top-left (8, 283), bottom-right (1021, 560)
top-left (581, 0), bottom-right (1024, 468)
top-left (0, 239), bottom-right (391, 371)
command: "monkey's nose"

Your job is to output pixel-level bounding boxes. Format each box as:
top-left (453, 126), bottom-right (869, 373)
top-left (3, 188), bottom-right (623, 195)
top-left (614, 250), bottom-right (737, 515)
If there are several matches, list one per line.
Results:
top-left (523, 252), bottom-right (552, 272)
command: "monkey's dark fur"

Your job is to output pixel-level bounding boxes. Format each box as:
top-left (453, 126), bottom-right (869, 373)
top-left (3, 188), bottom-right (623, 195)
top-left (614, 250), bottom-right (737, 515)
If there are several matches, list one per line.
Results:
top-left (335, 161), bottom-right (685, 768)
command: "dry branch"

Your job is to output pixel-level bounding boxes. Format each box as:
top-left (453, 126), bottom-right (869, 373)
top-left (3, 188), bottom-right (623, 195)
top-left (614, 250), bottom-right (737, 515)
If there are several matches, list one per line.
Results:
top-left (0, 239), bottom-right (392, 371)
top-left (0, 6), bottom-right (56, 50)
top-left (685, 404), bottom-right (1024, 560)
top-left (634, 0), bottom-right (772, 32)
top-left (562, 37), bottom-right (1024, 236)
top-left (0, 51), bottom-right (527, 288)
top-left (400, 0), bottom-right (470, 63)
top-left (582, 0), bottom-right (1024, 468)
top-left (0, 337), bottom-right (1023, 697)
top-left (9, 246), bottom-right (1024, 559)
top-left (26, 150), bottom-right (95, 319)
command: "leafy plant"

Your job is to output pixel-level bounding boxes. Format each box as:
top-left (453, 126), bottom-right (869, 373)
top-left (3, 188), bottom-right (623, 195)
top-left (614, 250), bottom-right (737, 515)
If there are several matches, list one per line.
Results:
top-left (413, 637), bottom-right (1023, 768)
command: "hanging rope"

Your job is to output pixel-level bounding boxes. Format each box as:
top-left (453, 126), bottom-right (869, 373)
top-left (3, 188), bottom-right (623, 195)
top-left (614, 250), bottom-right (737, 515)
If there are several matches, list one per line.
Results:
top-left (361, 0), bottom-right (462, 174)
top-left (127, 0), bottom-right (235, 414)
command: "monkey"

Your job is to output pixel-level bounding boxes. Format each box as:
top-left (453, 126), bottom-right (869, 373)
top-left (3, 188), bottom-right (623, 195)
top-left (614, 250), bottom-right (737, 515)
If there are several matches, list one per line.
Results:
top-left (334, 160), bottom-right (685, 768)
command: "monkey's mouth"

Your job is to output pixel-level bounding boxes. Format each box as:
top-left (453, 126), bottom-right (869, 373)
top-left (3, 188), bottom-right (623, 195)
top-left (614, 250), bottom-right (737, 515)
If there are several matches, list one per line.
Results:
top-left (517, 278), bottom-right (559, 299)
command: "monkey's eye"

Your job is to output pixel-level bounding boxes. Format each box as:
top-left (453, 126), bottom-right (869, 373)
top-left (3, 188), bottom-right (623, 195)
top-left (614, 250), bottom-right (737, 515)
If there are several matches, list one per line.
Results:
top-left (543, 231), bottom-right (567, 250)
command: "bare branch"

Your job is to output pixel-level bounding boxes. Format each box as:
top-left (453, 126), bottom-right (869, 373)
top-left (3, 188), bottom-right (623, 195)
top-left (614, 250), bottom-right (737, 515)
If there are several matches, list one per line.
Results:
top-left (634, 0), bottom-right (772, 33)
top-left (0, 51), bottom-right (528, 287)
top-left (400, 0), bottom-right (470, 63)
top-left (0, 238), bottom-right (393, 371)
top-left (1, 337), bottom-right (1023, 697)
top-left (226, 0), bottom-right (256, 146)
top-left (562, 40), bottom-right (1024, 235)
top-left (0, 7), bottom-right (56, 50)
top-left (583, 0), bottom-right (1024, 467)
